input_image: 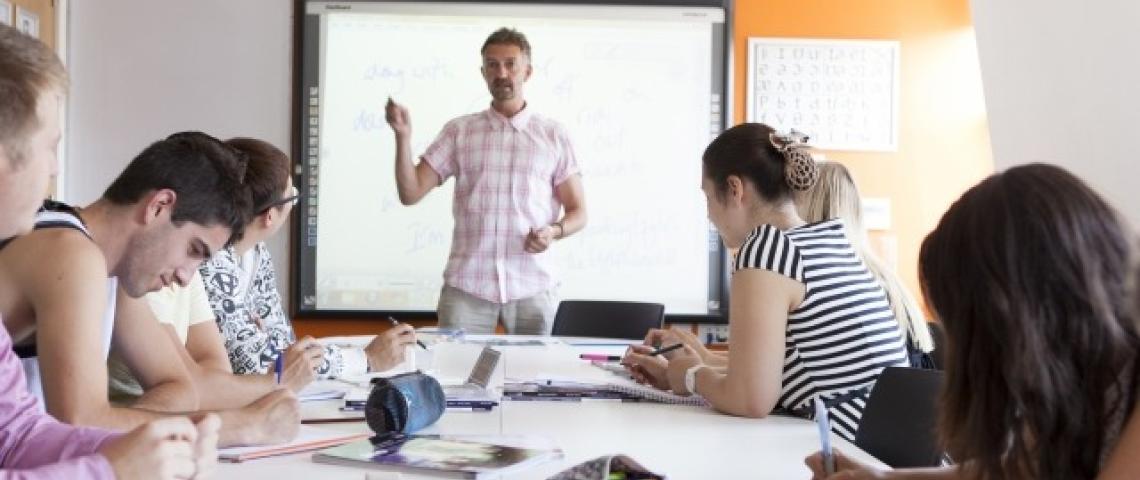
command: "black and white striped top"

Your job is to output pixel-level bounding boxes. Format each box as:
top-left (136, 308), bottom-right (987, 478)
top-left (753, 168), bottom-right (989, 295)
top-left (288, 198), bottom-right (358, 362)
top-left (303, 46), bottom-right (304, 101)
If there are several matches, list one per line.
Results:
top-left (734, 219), bottom-right (909, 441)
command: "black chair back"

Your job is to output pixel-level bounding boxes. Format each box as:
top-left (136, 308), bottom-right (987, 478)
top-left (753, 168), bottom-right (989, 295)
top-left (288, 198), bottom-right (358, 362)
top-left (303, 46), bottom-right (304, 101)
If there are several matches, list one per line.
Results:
top-left (551, 300), bottom-right (665, 340)
top-left (854, 366), bottom-right (944, 468)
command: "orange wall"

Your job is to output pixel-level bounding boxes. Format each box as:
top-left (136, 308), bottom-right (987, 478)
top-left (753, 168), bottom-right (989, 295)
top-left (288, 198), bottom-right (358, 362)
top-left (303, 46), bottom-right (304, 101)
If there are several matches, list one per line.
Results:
top-left (733, 0), bottom-right (993, 302)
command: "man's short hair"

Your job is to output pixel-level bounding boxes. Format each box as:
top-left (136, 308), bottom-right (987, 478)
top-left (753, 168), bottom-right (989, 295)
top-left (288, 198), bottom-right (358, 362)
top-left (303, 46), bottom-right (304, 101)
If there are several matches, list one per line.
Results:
top-left (481, 27), bottom-right (531, 59)
top-left (226, 137), bottom-right (291, 214)
top-left (102, 131), bottom-right (253, 245)
top-left (0, 24), bottom-right (68, 166)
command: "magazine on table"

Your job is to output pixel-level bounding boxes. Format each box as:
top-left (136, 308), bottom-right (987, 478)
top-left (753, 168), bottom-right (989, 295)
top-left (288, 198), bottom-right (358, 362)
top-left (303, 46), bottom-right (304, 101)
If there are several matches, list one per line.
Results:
top-left (312, 433), bottom-right (562, 479)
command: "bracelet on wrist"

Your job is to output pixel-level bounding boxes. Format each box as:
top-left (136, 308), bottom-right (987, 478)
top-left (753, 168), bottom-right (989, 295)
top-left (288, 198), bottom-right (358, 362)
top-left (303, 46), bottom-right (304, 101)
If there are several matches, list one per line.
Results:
top-left (552, 221), bottom-right (565, 239)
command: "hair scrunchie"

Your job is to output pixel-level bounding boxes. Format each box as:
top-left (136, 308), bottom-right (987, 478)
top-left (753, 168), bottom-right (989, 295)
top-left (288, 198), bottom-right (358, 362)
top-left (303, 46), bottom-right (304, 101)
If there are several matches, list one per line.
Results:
top-left (769, 129), bottom-right (818, 191)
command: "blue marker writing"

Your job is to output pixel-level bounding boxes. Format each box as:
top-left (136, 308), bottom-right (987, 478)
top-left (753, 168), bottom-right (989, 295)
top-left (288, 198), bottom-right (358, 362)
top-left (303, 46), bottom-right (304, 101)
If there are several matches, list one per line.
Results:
top-left (814, 397), bottom-right (835, 475)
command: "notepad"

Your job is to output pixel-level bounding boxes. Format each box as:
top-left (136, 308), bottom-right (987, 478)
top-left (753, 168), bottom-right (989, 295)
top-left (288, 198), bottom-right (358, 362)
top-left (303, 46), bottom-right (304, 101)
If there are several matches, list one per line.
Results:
top-left (217, 425), bottom-right (370, 462)
top-left (507, 378), bottom-right (708, 406)
top-left (297, 384), bottom-right (347, 402)
top-left (604, 377), bottom-right (709, 406)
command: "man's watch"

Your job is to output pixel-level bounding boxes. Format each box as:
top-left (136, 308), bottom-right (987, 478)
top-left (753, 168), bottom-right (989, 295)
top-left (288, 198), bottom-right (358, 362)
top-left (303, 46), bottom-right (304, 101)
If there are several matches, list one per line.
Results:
top-left (683, 364), bottom-right (705, 395)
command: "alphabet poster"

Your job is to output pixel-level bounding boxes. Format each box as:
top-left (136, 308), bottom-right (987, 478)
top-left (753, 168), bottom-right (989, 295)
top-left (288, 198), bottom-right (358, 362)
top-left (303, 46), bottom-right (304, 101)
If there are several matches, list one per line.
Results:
top-left (747, 38), bottom-right (899, 151)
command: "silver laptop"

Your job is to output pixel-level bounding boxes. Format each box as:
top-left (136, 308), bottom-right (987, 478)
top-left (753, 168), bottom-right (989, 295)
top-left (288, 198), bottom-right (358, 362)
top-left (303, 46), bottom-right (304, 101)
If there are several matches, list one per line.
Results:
top-left (442, 346), bottom-right (501, 400)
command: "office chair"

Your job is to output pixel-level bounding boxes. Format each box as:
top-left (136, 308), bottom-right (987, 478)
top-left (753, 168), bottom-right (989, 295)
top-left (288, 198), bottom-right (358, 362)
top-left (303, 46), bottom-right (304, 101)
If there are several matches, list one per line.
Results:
top-left (550, 300), bottom-right (665, 340)
top-left (854, 366), bottom-right (945, 468)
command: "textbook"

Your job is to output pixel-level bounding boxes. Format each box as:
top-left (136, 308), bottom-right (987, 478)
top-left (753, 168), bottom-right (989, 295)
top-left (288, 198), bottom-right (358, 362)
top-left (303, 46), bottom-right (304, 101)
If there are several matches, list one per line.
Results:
top-left (312, 433), bottom-right (562, 479)
top-left (217, 425), bottom-right (370, 462)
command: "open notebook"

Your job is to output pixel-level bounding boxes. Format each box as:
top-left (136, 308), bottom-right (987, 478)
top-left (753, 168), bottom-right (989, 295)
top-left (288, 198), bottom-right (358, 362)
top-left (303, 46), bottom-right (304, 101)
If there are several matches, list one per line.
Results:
top-left (508, 377), bottom-right (708, 406)
top-left (217, 425), bottom-right (370, 462)
top-left (604, 377), bottom-right (709, 406)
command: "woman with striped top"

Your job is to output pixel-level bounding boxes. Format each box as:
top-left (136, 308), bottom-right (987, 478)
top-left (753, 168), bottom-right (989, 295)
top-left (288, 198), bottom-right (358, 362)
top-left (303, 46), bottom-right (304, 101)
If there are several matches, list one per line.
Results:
top-left (623, 124), bottom-right (909, 441)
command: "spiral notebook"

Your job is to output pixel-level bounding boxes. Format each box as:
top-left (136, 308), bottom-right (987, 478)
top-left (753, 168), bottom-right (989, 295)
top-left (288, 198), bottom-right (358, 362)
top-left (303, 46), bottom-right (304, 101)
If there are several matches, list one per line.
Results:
top-left (604, 377), bottom-right (709, 406)
top-left (510, 378), bottom-right (708, 406)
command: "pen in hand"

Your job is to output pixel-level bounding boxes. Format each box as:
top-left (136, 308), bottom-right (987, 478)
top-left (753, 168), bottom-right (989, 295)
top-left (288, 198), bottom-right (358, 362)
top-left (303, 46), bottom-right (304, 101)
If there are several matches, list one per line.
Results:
top-left (813, 397), bottom-right (835, 475)
top-left (648, 343), bottom-right (683, 356)
top-left (274, 349), bottom-right (283, 385)
top-left (388, 316), bottom-right (428, 349)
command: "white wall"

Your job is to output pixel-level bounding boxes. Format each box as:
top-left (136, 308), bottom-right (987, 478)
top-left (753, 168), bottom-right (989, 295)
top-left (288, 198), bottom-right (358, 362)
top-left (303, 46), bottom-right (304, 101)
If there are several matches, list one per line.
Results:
top-left (66, 0), bottom-right (294, 301)
top-left (970, 0), bottom-right (1140, 228)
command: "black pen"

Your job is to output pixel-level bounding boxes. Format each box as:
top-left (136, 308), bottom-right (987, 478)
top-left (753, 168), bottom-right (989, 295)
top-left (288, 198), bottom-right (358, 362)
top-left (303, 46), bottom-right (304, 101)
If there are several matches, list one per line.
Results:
top-left (388, 316), bottom-right (428, 349)
top-left (648, 343), bottom-right (683, 356)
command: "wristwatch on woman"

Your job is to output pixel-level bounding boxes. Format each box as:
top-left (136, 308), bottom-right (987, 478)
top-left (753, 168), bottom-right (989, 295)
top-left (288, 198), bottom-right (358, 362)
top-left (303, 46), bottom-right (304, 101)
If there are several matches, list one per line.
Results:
top-left (684, 364), bottom-right (705, 395)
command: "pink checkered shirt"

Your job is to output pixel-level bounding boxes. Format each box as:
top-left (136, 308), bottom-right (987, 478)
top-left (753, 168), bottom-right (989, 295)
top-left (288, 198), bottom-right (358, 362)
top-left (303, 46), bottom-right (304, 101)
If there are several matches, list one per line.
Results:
top-left (422, 105), bottom-right (580, 304)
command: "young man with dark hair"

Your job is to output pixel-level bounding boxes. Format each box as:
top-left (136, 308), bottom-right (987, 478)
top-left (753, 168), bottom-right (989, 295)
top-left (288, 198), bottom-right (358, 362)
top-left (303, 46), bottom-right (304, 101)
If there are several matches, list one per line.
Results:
top-left (0, 23), bottom-right (219, 479)
top-left (385, 27), bottom-right (588, 335)
top-left (0, 131), bottom-right (299, 448)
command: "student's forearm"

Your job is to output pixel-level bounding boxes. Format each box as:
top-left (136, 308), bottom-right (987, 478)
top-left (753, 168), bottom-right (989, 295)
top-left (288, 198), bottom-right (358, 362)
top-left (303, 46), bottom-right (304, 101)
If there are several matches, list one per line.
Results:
top-left (131, 380), bottom-right (198, 413)
top-left (190, 369), bottom-right (275, 411)
top-left (53, 403), bottom-right (168, 431)
top-left (696, 369), bottom-right (778, 419)
top-left (59, 400), bottom-right (265, 449)
top-left (194, 355), bottom-right (233, 374)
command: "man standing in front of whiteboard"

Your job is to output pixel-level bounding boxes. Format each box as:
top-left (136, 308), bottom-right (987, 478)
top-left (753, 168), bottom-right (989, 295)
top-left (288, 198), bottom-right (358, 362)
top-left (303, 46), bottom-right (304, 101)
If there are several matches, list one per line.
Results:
top-left (384, 27), bottom-right (587, 335)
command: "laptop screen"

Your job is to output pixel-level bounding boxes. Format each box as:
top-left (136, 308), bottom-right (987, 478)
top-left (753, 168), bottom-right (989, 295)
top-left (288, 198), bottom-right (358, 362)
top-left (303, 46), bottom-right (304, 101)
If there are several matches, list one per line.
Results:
top-left (466, 347), bottom-right (501, 388)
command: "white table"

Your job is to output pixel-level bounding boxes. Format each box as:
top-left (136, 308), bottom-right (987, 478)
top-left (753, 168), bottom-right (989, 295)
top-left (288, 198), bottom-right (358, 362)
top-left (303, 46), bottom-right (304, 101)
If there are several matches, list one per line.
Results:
top-left (219, 336), bottom-right (885, 479)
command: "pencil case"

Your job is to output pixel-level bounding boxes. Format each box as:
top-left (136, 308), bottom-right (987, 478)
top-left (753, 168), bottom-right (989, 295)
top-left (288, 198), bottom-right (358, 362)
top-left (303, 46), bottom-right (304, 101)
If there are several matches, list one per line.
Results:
top-left (364, 371), bottom-right (446, 434)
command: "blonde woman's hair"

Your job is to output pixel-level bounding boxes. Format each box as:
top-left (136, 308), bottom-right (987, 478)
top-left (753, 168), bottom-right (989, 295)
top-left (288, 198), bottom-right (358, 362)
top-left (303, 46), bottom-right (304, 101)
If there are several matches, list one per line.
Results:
top-left (795, 162), bottom-right (934, 352)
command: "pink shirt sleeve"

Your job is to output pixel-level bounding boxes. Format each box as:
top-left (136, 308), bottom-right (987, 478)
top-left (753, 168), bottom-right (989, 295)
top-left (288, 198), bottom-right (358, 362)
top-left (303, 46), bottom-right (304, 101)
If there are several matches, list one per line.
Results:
top-left (421, 120), bottom-right (459, 182)
top-left (550, 123), bottom-right (580, 187)
top-left (0, 320), bottom-right (118, 479)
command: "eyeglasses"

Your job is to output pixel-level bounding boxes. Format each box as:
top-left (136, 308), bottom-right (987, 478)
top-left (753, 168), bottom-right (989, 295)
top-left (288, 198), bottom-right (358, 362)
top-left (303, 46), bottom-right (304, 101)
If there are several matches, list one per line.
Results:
top-left (259, 185), bottom-right (299, 214)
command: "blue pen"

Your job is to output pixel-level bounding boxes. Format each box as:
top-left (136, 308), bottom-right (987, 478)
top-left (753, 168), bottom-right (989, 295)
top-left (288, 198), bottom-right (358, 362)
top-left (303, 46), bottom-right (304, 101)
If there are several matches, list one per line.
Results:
top-left (274, 350), bottom-right (283, 385)
top-left (814, 397), bottom-right (835, 475)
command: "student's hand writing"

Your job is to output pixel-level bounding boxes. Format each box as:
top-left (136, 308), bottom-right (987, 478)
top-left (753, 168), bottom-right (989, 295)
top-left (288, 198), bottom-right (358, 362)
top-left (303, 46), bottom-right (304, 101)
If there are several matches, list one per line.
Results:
top-left (100, 417), bottom-right (198, 480)
top-left (621, 345), bottom-right (670, 391)
top-left (524, 226), bottom-right (556, 253)
top-left (189, 413), bottom-right (221, 479)
top-left (276, 336), bottom-right (323, 393)
top-left (242, 388), bottom-right (301, 445)
top-left (664, 346), bottom-right (703, 395)
top-left (804, 449), bottom-right (887, 480)
top-left (384, 97), bottom-right (412, 138)
top-left (643, 327), bottom-right (705, 361)
top-left (365, 324), bottom-right (416, 372)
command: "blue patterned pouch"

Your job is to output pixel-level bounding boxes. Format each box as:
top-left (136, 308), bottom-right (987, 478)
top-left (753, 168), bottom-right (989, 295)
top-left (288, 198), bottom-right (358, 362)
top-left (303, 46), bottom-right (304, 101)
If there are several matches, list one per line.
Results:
top-left (365, 371), bottom-right (446, 434)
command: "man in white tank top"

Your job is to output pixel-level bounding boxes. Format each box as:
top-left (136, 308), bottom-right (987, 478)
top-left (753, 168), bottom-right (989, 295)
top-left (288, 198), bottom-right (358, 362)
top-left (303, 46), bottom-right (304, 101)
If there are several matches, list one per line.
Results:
top-left (0, 132), bottom-right (299, 448)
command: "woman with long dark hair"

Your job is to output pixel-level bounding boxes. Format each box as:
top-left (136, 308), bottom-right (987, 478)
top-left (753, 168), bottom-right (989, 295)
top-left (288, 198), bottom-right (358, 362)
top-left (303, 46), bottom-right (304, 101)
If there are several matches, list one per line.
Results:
top-left (807, 163), bottom-right (1139, 479)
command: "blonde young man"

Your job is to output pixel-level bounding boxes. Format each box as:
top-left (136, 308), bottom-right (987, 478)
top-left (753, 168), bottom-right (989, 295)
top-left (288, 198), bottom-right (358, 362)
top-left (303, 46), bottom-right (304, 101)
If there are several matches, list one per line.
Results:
top-left (385, 28), bottom-right (587, 334)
